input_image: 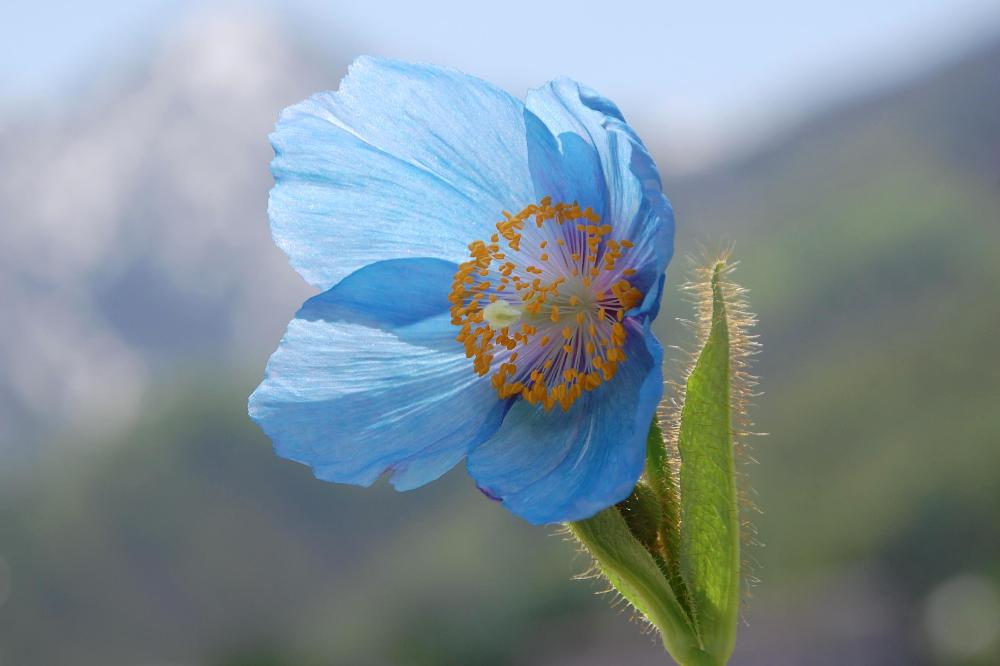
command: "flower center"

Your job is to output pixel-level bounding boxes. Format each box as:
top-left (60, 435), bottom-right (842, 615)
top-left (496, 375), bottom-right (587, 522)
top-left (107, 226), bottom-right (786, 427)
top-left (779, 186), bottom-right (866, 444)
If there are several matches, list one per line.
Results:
top-left (449, 198), bottom-right (644, 411)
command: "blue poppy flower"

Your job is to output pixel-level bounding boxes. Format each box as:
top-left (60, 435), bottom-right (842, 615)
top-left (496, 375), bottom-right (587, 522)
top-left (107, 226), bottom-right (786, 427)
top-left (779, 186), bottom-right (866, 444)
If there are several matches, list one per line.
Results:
top-left (249, 57), bottom-right (675, 524)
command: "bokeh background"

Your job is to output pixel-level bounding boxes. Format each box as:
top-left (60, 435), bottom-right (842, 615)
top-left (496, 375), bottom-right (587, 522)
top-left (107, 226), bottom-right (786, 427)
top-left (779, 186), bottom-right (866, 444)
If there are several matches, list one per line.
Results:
top-left (3, 1), bottom-right (1000, 664)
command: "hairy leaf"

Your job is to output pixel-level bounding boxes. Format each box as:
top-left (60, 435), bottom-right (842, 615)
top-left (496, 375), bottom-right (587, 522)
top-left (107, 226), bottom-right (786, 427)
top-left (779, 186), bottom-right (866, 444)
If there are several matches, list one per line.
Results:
top-left (676, 262), bottom-right (741, 661)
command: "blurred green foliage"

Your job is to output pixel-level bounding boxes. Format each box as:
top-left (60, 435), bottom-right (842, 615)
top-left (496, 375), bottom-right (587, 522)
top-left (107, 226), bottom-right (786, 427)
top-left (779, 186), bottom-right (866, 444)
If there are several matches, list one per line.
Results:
top-left (1, 374), bottom-right (595, 665)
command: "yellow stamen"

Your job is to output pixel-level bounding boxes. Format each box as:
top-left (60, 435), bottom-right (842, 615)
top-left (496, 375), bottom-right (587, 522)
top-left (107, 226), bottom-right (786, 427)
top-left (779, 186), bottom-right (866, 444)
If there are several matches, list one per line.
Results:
top-left (448, 197), bottom-right (644, 411)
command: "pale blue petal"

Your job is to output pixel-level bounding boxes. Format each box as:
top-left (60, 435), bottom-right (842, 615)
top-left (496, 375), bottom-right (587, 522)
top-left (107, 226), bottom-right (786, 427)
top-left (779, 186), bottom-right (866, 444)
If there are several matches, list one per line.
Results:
top-left (526, 79), bottom-right (675, 296)
top-left (467, 321), bottom-right (664, 524)
top-left (271, 57), bottom-right (546, 290)
top-left (249, 258), bottom-right (508, 490)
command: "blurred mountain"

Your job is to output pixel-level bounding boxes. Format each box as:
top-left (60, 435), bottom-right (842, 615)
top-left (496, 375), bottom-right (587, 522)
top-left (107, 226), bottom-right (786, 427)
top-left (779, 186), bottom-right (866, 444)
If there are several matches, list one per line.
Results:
top-left (1, 14), bottom-right (999, 666)
top-left (0, 9), bottom-right (330, 454)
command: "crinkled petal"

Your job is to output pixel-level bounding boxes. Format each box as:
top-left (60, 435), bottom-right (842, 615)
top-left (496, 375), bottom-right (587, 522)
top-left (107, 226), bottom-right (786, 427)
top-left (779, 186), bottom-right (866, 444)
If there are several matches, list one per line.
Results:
top-left (467, 320), bottom-right (664, 524)
top-left (526, 79), bottom-right (675, 303)
top-left (271, 56), bottom-right (553, 290)
top-left (249, 258), bottom-right (508, 490)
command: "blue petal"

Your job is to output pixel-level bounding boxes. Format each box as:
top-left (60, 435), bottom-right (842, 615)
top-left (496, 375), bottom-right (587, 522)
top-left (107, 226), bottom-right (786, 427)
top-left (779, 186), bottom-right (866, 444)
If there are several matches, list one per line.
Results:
top-left (526, 79), bottom-right (676, 299)
top-left (249, 258), bottom-right (508, 490)
top-left (467, 321), bottom-right (664, 524)
top-left (270, 56), bottom-right (549, 290)
top-left (524, 111), bottom-right (607, 217)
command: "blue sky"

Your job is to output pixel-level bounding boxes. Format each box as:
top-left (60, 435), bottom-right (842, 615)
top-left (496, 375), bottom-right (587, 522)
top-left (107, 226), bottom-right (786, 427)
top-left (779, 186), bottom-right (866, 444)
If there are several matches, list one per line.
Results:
top-left (4, 0), bottom-right (999, 163)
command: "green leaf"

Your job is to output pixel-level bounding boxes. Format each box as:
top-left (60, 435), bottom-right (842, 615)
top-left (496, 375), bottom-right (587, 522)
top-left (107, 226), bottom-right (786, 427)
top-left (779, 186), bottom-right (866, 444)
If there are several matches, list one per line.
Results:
top-left (676, 262), bottom-right (741, 661)
top-left (569, 508), bottom-right (713, 666)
